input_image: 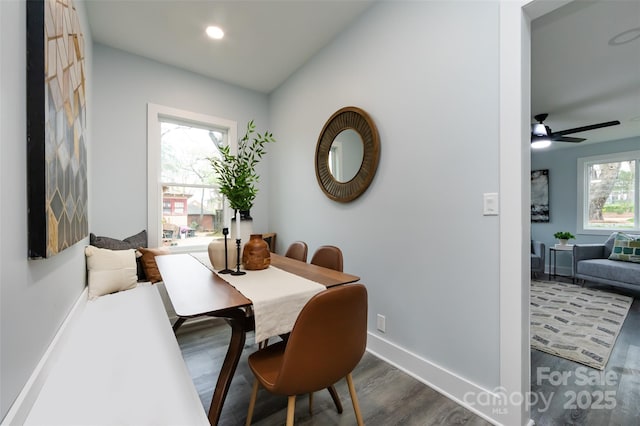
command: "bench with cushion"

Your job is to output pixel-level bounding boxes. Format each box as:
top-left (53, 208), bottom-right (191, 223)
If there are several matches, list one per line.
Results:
top-left (573, 232), bottom-right (640, 292)
top-left (2, 246), bottom-right (207, 426)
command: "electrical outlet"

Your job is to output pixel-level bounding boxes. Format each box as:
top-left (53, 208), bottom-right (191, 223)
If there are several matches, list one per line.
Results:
top-left (377, 314), bottom-right (386, 333)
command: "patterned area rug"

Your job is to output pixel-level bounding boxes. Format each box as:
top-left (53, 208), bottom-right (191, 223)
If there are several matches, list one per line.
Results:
top-left (530, 280), bottom-right (633, 370)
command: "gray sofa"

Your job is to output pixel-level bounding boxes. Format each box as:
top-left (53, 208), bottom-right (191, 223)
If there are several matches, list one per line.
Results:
top-left (573, 232), bottom-right (640, 292)
top-left (531, 240), bottom-right (545, 277)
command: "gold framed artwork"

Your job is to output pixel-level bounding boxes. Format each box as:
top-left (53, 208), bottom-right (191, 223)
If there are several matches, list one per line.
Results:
top-left (27, 0), bottom-right (88, 258)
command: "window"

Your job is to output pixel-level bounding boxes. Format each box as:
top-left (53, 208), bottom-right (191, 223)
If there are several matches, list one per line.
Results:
top-left (577, 151), bottom-right (639, 234)
top-left (147, 104), bottom-right (237, 250)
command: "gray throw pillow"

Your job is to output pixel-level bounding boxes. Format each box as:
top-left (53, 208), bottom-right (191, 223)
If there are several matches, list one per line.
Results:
top-left (603, 232), bottom-right (619, 258)
top-left (89, 230), bottom-right (148, 279)
top-left (90, 230), bottom-right (147, 250)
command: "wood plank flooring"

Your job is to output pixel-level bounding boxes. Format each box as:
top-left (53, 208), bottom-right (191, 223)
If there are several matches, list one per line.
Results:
top-left (530, 280), bottom-right (640, 426)
top-left (175, 279), bottom-right (640, 426)
top-left (175, 320), bottom-right (492, 426)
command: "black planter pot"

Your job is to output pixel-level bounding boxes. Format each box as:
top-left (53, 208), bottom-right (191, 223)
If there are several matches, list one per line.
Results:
top-left (239, 210), bottom-right (252, 220)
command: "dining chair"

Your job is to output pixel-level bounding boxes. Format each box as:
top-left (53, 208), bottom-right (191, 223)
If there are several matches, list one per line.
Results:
top-left (245, 284), bottom-right (367, 426)
top-left (284, 241), bottom-right (308, 263)
top-left (308, 244), bottom-right (345, 411)
top-left (310, 245), bottom-right (343, 272)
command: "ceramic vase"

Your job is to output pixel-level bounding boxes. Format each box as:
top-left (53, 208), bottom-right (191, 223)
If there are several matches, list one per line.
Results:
top-left (208, 238), bottom-right (237, 270)
top-left (242, 234), bottom-right (271, 270)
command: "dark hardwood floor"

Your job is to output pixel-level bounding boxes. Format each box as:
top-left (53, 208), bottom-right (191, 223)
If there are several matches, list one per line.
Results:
top-left (175, 319), bottom-right (492, 426)
top-left (175, 278), bottom-right (640, 426)
top-left (530, 278), bottom-right (640, 426)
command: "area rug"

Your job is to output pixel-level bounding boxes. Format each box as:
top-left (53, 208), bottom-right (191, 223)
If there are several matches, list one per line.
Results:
top-left (530, 280), bottom-right (633, 370)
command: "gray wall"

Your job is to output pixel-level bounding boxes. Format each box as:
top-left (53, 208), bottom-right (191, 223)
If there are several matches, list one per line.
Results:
top-left (531, 136), bottom-right (640, 273)
top-left (0, 0), bottom-right (93, 418)
top-left (269, 1), bottom-right (501, 389)
top-left (91, 44), bottom-right (270, 237)
top-left (0, 0), bottom-right (522, 421)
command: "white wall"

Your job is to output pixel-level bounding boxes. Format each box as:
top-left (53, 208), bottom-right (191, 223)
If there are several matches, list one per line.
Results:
top-left (91, 44), bottom-right (270, 238)
top-left (531, 136), bottom-right (640, 272)
top-left (269, 0), bottom-right (501, 392)
top-left (0, 0), bottom-right (92, 419)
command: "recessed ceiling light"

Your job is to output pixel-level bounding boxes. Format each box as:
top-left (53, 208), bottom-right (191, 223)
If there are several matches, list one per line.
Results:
top-left (206, 26), bottom-right (224, 40)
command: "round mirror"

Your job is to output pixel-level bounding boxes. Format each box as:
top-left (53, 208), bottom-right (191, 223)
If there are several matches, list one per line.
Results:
top-left (315, 106), bottom-right (380, 202)
top-left (328, 129), bottom-right (364, 183)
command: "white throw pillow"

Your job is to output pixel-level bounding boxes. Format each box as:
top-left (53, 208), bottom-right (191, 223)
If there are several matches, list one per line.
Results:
top-left (85, 246), bottom-right (138, 299)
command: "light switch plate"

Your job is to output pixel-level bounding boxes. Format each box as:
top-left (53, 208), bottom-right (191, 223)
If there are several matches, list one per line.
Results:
top-left (483, 192), bottom-right (499, 215)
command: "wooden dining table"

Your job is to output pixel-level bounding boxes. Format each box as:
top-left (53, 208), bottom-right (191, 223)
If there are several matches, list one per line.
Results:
top-left (155, 252), bottom-right (360, 426)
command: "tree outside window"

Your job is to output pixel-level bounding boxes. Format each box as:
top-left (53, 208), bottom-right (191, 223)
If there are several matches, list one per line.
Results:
top-left (582, 154), bottom-right (637, 231)
top-left (160, 120), bottom-right (225, 247)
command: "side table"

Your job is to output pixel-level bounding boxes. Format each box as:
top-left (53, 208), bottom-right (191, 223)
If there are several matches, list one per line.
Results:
top-left (549, 245), bottom-right (574, 282)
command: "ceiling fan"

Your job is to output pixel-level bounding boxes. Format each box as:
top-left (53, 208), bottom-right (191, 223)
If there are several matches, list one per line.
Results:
top-left (530, 113), bottom-right (620, 149)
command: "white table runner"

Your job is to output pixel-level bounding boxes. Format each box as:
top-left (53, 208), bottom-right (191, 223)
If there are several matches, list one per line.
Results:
top-left (191, 253), bottom-right (324, 343)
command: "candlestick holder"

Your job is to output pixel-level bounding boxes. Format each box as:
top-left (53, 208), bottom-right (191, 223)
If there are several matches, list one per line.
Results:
top-left (217, 228), bottom-right (233, 274)
top-left (230, 238), bottom-right (246, 276)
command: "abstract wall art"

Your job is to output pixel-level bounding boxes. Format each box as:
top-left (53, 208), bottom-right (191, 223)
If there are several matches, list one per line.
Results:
top-left (27, 0), bottom-right (88, 258)
top-left (531, 169), bottom-right (550, 223)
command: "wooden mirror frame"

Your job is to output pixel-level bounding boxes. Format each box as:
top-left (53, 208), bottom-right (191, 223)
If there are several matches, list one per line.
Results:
top-left (315, 106), bottom-right (380, 202)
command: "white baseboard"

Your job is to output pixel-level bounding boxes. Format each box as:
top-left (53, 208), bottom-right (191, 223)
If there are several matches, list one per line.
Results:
top-left (1, 288), bottom-right (88, 426)
top-left (366, 332), bottom-right (504, 426)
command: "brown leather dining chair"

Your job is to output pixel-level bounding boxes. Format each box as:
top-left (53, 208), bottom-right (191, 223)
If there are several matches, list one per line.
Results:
top-left (310, 245), bottom-right (343, 272)
top-left (284, 241), bottom-right (308, 263)
top-left (245, 284), bottom-right (367, 426)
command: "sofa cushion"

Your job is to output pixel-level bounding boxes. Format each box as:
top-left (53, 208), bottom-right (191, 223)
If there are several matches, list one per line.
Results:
top-left (608, 233), bottom-right (640, 264)
top-left (577, 259), bottom-right (640, 286)
top-left (90, 230), bottom-right (148, 279)
top-left (603, 232), bottom-right (619, 258)
top-left (90, 230), bottom-right (147, 250)
top-left (85, 246), bottom-right (138, 299)
top-left (138, 247), bottom-right (170, 283)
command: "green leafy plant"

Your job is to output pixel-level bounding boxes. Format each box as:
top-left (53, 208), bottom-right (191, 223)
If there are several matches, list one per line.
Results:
top-left (209, 120), bottom-right (276, 212)
top-left (553, 231), bottom-right (575, 240)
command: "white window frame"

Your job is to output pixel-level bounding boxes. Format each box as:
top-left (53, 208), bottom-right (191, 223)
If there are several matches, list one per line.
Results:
top-left (577, 150), bottom-right (640, 235)
top-left (147, 103), bottom-right (237, 249)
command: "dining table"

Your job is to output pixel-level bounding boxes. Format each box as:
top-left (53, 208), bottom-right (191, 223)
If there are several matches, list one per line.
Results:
top-left (155, 252), bottom-right (360, 426)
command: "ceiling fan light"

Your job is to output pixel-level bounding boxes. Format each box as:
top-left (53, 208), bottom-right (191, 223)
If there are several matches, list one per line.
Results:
top-left (532, 123), bottom-right (547, 136)
top-left (531, 136), bottom-right (551, 149)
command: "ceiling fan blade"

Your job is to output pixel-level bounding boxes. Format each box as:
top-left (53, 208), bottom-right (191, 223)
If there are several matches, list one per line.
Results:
top-left (551, 120), bottom-right (620, 137)
top-left (551, 136), bottom-right (586, 143)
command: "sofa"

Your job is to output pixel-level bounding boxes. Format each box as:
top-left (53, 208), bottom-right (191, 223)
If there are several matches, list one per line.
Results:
top-left (531, 240), bottom-right (545, 277)
top-left (573, 232), bottom-right (640, 292)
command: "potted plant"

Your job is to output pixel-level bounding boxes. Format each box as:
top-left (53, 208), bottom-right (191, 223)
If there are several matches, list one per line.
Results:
top-left (209, 120), bottom-right (276, 218)
top-left (553, 231), bottom-right (575, 246)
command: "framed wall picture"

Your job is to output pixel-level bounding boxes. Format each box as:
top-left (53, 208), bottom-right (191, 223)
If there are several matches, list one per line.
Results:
top-left (531, 169), bottom-right (549, 223)
top-left (27, 0), bottom-right (88, 258)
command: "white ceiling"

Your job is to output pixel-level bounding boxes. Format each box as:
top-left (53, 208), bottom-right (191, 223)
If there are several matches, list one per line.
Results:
top-left (531, 0), bottom-right (640, 148)
top-left (85, 0), bottom-right (640, 147)
top-left (85, 0), bottom-right (374, 94)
